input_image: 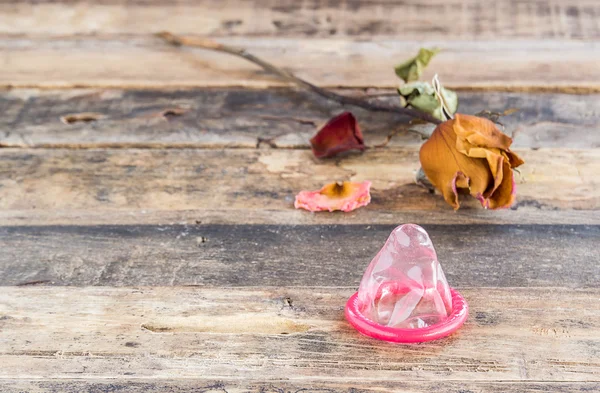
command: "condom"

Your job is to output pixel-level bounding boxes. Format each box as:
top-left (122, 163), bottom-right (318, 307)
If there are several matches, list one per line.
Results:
top-left (345, 224), bottom-right (468, 343)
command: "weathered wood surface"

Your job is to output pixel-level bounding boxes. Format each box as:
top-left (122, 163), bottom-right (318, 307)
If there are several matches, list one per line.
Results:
top-left (1, 1), bottom-right (599, 390)
top-left (0, 287), bottom-right (598, 382)
top-left (1, 88), bottom-right (599, 149)
top-left (2, 380), bottom-right (599, 393)
top-left (1, 37), bottom-right (599, 89)
top-left (0, 148), bottom-right (597, 212)
top-left (1, 224), bottom-right (597, 287)
top-left (2, 0), bottom-right (599, 40)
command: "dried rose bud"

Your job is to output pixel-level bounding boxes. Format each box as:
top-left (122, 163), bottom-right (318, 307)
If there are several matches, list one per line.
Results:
top-left (295, 181), bottom-right (372, 212)
top-left (310, 112), bottom-right (365, 158)
top-left (419, 114), bottom-right (524, 210)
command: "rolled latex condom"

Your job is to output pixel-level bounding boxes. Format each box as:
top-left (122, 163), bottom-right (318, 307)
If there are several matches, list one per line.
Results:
top-left (345, 224), bottom-right (468, 343)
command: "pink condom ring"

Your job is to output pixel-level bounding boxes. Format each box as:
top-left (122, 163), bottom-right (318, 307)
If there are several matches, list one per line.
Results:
top-left (345, 288), bottom-right (468, 343)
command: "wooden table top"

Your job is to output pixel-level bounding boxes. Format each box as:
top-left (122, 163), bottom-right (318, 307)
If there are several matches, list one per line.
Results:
top-left (0, 1), bottom-right (599, 392)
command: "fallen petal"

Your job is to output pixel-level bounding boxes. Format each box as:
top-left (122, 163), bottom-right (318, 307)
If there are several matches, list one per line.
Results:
top-left (310, 112), bottom-right (365, 158)
top-left (295, 181), bottom-right (372, 212)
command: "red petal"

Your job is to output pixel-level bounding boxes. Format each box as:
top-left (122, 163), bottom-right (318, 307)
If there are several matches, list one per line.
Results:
top-left (310, 112), bottom-right (365, 158)
top-left (294, 181), bottom-right (372, 212)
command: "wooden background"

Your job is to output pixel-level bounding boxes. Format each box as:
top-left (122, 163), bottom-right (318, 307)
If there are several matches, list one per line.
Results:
top-left (0, 1), bottom-right (599, 392)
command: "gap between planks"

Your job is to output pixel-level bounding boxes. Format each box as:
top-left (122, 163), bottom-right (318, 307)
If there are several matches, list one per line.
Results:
top-left (2, 209), bottom-right (600, 226)
top-left (5, 83), bottom-right (600, 94)
top-left (1, 380), bottom-right (600, 393)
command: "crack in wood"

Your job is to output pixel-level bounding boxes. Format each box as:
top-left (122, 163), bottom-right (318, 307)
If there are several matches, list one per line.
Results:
top-left (140, 315), bottom-right (311, 335)
top-left (60, 112), bottom-right (104, 124)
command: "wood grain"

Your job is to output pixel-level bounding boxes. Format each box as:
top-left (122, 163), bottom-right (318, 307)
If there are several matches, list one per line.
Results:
top-left (2, 88), bottom-right (599, 149)
top-left (0, 287), bottom-right (598, 382)
top-left (1, 380), bottom-right (598, 393)
top-left (0, 148), bottom-right (597, 212)
top-left (1, 37), bottom-right (598, 89)
top-left (0, 224), bottom-right (597, 287)
top-left (1, 0), bottom-right (598, 40)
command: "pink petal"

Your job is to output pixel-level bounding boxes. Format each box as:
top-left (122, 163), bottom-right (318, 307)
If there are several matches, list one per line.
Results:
top-left (295, 181), bottom-right (372, 212)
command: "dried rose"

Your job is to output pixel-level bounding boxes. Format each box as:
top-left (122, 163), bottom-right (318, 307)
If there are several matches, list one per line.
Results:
top-left (310, 112), bottom-right (365, 158)
top-left (419, 114), bottom-right (524, 210)
top-left (295, 181), bottom-right (372, 212)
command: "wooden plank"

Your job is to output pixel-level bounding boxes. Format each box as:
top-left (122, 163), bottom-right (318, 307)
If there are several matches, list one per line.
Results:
top-left (1, 37), bottom-right (599, 89)
top-left (1, 88), bottom-right (599, 149)
top-left (0, 224), bottom-right (597, 287)
top-left (0, 287), bottom-right (599, 382)
top-left (0, 148), bottom-right (597, 212)
top-left (1, 380), bottom-right (599, 393)
top-left (1, 0), bottom-right (598, 40)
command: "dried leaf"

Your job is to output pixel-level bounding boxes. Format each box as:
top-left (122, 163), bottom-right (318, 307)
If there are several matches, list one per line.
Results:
top-left (394, 48), bottom-right (440, 83)
top-left (398, 82), bottom-right (458, 121)
top-left (310, 112), bottom-right (365, 158)
top-left (294, 181), bottom-right (372, 212)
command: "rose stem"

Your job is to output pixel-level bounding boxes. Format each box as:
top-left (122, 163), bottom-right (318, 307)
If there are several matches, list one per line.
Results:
top-left (155, 31), bottom-right (443, 126)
